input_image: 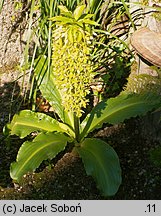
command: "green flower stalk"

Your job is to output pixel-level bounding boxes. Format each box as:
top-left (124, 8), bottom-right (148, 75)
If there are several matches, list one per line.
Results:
top-left (51, 5), bottom-right (98, 117)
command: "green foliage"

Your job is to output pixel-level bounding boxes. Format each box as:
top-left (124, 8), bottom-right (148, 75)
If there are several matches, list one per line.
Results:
top-left (34, 55), bottom-right (74, 127)
top-left (80, 92), bottom-right (161, 140)
top-left (10, 132), bottom-right (69, 181)
top-left (59, 0), bottom-right (82, 11)
top-left (76, 138), bottom-right (121, 196)
top-left (87, 0), bottom-right (104, 14)
top-left (5, 3), bottom-right (161, 197)
top-left (93, 36), bottom-right (133, 97)
top-left (13, 0), bottom-right (136, 111)
top-left (149, 147), bottom-right (161, 167)
top-left (16, 0), bottom-right (64, 104)
top-left (0, 0), bottom-right (4, 13)
top-left (19, 0), bottom-right (135, 105)
top-left (6, 66), bottom-right (161, 196)
top-left (125, 74), bottom-right (161, 94)
top-left (90, 0), bottom-right (138, 98)
top-left (6, 110), bottom-right (74, 139)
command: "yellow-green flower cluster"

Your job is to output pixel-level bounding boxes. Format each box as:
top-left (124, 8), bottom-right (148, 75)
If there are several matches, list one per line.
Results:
top-left (52, 27), bottom-right (94, 117)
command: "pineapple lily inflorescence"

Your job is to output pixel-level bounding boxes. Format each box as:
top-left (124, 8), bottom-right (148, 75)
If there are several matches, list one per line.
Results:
top-left (51, 5), bottom-right (98, 117)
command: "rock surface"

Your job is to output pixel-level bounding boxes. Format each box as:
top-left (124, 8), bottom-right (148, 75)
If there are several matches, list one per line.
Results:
top-left (0, 0), bottom-right (28, 67)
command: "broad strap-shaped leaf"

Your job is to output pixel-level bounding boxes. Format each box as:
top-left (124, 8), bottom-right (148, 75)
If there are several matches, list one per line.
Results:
top-left (80, 92), bottom-right (161, 140)
top-left (34, 55), bottom-right (74, 128)
top-left (10, 132), bottom-right (69, 182)
top-left (76, 138), bottom-right (121, 196)
top-left (7, 110), bottom-right (75, 138)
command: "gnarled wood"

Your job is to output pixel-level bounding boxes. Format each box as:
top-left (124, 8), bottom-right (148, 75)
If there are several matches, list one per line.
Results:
top-left (131, 27), bottom-right (161, 67)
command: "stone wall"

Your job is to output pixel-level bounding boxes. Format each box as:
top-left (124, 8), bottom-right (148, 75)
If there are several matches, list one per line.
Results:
top-left (0, 0), bottom-right (27, 68)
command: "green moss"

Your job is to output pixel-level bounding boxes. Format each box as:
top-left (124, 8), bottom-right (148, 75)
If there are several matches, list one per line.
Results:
top-left (149, 147), bottom-right (161, 167)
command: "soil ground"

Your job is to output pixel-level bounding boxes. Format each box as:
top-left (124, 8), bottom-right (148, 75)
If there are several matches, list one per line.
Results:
top-left (0, 70), bottom-right (161, 200)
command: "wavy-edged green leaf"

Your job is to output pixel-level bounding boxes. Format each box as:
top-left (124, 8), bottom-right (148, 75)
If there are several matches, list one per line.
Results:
top-left (10, 132), bottom-right (69, 182)
top-left (80, 92), bottom-right (161, 140)
top-left (7, 110), bottom-right (75, 139)
top-left (34, 55), bottom-right (74, 128)
top-left (74, 5), bottom-right (86, 20)
top-left (76, 138), bottom-right (121, 196)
